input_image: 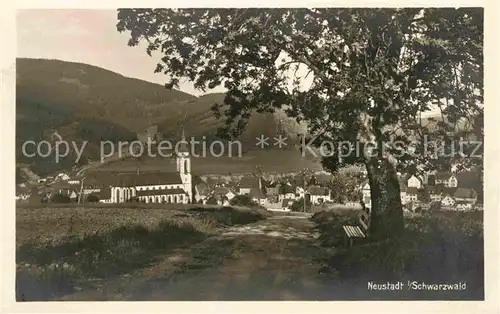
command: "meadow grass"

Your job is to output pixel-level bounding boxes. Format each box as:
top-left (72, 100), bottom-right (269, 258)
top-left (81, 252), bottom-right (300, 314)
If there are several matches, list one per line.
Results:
top-left (312, 209), bottom-right (484, 299)
top-left (16, 205), bottom-right (267, 300)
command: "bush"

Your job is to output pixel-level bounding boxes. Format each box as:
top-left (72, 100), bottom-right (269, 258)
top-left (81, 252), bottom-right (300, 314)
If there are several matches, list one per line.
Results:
top-left (205, 197), bottom-right (218, 205)
top-left (50, 194), bottom-right (71, 204)
top-left (229, 195), bottom-right (258, 207)
top-left (290, 197), bottom-right (311, 211)
top-left (86, 194), bottom-right (99, 203)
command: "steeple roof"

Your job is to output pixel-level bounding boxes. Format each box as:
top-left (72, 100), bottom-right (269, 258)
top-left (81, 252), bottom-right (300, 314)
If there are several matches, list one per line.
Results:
top-left (177, 128), bottom-right (189, 154)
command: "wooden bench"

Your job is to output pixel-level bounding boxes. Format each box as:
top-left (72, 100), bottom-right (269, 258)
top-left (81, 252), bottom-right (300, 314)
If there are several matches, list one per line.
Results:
top-left (343, 210), bottom-right (371, 247)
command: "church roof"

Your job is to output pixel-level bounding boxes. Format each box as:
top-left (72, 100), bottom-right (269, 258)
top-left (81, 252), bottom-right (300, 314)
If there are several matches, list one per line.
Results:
top-left (86, 172), bottom-right (183, 187)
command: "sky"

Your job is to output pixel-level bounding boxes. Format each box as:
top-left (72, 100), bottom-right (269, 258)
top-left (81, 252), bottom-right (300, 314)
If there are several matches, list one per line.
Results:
top-left (16, 9), bottom-right (445, 116)
top-left (16, 9), bottom-right (223, 96)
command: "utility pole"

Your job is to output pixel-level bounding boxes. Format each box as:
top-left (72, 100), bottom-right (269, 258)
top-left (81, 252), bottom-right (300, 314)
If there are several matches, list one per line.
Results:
top-left (77, 177), bottom-right (85, 204)
top-left (303, 169), bottom-right (307, 213)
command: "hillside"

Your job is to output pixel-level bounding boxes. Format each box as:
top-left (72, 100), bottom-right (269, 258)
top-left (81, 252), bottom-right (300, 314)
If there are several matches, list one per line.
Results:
top-left (16, 58), bottom-right (310, 176)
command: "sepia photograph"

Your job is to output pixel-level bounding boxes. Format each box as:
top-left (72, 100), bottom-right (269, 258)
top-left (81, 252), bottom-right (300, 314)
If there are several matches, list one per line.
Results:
top-left (11, 6), bottom-right (488, 304)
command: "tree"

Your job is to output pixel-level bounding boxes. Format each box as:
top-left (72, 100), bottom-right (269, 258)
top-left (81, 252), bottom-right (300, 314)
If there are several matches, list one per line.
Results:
top-left (206, 197), bottom-right (218, 205)
top-left (329, 170), bottom-right (364, 203)
top-left (417, 187), bottom-right (431, 203)
top-left (86, 194), bottom-right (100, 203)
top-left (230, 194), bottom-right (258, 207)
top-left (117, 8), bottom-right (483, 239)
top-left (51, 193), bottom-right (71, 204)
top-left (290, 197), bottom-right (312, 212)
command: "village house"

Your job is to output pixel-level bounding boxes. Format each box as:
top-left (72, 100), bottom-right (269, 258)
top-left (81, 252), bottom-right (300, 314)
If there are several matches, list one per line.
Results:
top-left (47, 181), bottom-right (79, 200)
top-left (360, 182), bottom-right (371, 206)
top-left (68, 178), bottom-right (81, 185)
top-left (265, 184), bottom-right (280, 203)
top-left (238, 176), bottom-right (262, 195)
top-left (433, 172), bottom-right (458, 188)
top-left (429, 189), bottom-right (443, 202)
top-left (295, 186), bottom-right (306, 198)
top-left (441, 195), bottom-right (456, 207)
top-left (212, 186), bottom-right (236, 205)
top-left (249, 188), bottom-right (267, 206)
top-left (406, 175), bottom-right (423, 189)
top-left (306, 185), bottom-right (331, 205)
top-left (55, 172), bottom-right (71, 181)
top-left (278, 183), bottom-right (296, 202)
top-left (455, 201), bottom-right (473, 211)
top-left (405, 187), bottom-right (419, 203)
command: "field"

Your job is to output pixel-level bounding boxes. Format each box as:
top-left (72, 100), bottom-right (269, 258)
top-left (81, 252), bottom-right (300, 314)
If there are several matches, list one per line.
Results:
top-left (16, 205), bottom-right (269, 300)
top-left (16, 205), bottom-right (484, 301)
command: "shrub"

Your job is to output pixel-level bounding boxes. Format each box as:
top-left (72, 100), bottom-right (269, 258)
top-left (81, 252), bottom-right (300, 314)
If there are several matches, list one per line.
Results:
top-left (50, 194), bottom-right (71, 204)
top-left (86, 194), bottom-right (99, 203)
top-left (229, 194), bottom-right (258, 207)
top-left (205, 197), bottom-right (218, 205)
top-left (290, 197), bottom-right (311, 212)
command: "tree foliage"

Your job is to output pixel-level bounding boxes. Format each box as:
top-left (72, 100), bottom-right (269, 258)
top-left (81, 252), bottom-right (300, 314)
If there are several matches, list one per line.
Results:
top-left (117, 8), bottom-right (483, 238)
top-left (229, 194), bottom-right (258, 207)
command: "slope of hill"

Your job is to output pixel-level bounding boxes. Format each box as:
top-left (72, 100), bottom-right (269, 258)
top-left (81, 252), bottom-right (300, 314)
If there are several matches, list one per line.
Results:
top-left (16, 58), bottom-right (310, 176)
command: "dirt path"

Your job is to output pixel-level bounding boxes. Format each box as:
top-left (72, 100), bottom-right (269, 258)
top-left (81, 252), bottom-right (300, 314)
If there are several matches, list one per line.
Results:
top-left (59, 215), bottom-right (334, 301)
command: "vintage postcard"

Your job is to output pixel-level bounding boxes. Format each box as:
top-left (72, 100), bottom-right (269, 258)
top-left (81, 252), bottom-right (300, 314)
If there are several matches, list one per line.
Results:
top-left (1, 1), bottom-right (498, 313)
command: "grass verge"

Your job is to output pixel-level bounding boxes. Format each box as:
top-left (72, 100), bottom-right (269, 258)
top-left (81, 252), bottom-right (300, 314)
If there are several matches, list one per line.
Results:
top-left (312, 209), bottom-right (484, 300)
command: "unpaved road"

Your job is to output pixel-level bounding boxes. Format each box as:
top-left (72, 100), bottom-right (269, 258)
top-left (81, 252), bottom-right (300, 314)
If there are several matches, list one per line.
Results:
top-left (59, 215), bottom-right (337, 301)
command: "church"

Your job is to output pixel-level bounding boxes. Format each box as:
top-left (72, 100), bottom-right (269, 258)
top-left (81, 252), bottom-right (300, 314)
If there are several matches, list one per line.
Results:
top-left (100, 135), bottom-right (193, 204)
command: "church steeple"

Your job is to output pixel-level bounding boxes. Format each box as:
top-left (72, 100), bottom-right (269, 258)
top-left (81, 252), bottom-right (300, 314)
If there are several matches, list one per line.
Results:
top-left (178, 127), bottom-right (189, 154)
top-left (175, 101), bottom-right (193, 203)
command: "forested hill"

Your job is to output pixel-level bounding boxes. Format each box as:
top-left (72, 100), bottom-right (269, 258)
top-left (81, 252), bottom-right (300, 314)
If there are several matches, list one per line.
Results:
top-left (16, 58), bottom-right (306, 176)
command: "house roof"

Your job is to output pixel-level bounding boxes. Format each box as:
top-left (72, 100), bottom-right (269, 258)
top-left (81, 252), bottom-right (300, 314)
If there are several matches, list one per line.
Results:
top-left (213, 186), bottom-right (232, 195)
top-left (456, 170), bottom-right (482, 190)
top-left (239, 176), bottom-right (260, 189)
top-left (16, 185), bottom-right (31, 194)
top-left (49, 182), bottom-right (74, 190)
top-left (136, 188), bottom-right (187, 197)
top-left (195, 184), bottom-right (211, 196)
top-left (249, 188), bottom-right (266, 199)
top-left (435, 172), bottom-right (453, 180)
top-left (86, 172), bottom-right (183, 187)
top-left (406, 187), bottom-right (419, 195)
top-left (453, 188), bottom-right (477, 199)
top-left (279, 184), bottom-right (295, 194)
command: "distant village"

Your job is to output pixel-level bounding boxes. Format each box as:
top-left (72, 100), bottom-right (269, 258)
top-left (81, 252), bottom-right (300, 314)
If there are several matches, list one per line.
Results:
top-left (16, 151), bottom-right (483, 214)
top-left (16, 127), bottom-right (483, 213)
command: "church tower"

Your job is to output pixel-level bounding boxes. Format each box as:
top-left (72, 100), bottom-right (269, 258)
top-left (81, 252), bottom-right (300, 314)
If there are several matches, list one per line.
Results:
top-left (177, 129), bottom-right (192, 203)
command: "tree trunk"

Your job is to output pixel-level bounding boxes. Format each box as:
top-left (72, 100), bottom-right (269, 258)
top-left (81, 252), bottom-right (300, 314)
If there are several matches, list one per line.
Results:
top-left (365, 156), bottom-right (405, 240)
